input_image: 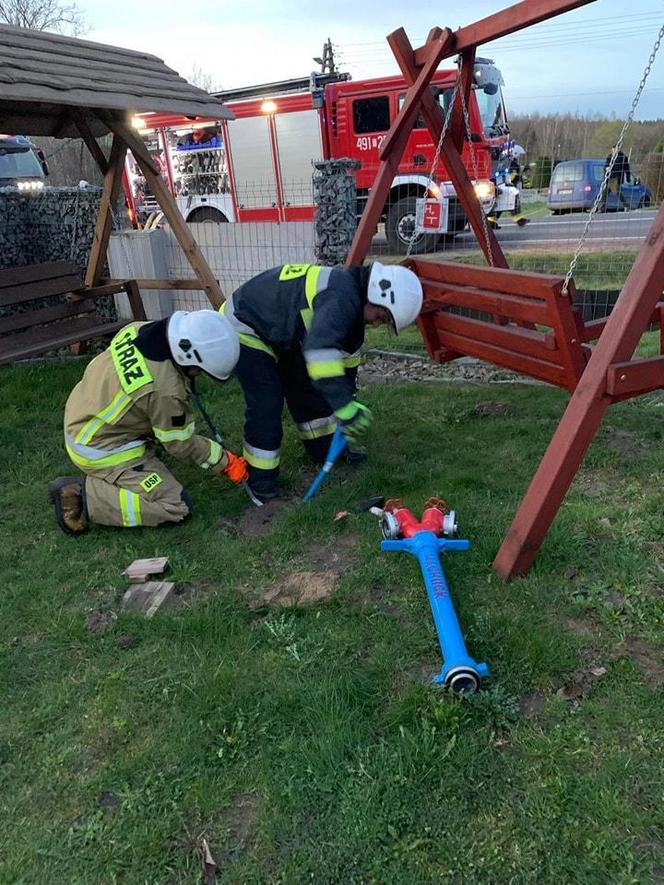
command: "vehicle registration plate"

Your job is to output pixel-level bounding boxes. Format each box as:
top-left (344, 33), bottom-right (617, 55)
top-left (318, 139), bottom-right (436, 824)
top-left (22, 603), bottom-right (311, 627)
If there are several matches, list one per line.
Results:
top-left (557, 188), bottom-right (572, 195)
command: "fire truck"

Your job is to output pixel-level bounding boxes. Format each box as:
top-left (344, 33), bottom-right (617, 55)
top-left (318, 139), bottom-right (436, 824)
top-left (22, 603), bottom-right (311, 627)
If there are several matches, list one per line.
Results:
top-left (126, 59), bottom-right (509, 254)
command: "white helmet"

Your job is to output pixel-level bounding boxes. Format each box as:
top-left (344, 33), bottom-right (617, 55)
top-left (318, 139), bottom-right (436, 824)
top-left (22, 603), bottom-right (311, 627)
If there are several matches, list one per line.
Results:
top-left (167, 310), bottom-right (240, 380)
top-left (367, 262), bottom-right (423, 333)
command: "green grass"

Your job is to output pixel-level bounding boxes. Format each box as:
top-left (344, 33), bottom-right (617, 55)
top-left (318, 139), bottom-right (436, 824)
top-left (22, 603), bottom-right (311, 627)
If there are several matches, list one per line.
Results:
top-left (2, 360), bottom-right (664, 883)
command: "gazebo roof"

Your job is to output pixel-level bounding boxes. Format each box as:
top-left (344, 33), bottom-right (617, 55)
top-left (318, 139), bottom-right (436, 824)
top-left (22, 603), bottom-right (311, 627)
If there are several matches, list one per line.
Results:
top-left (0, 24), bottom-right (233, 137)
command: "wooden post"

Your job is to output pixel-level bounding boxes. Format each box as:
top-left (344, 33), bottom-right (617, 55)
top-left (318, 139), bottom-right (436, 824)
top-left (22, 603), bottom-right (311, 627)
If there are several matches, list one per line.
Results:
top-left (85, 134), bottom-right (127, 288)
top-left (107, 118), bottom-right (225, 309)
top-left (493, 202), bottom-right (664, 578)
top-left (72, 111), bottom-right (109, 176)
top-left (345, 29), bottom-right (453, 267)
top-left (388, 29), bottom-right (508, 269)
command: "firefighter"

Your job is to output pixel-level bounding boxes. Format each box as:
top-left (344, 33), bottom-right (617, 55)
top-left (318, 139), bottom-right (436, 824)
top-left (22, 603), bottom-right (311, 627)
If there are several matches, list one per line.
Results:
top-left (222, 262), bottom-right (423, 502)
top-left (48, 311), bottom-right (247, 535)
top-left (487, 147), bottom-right (529, 229)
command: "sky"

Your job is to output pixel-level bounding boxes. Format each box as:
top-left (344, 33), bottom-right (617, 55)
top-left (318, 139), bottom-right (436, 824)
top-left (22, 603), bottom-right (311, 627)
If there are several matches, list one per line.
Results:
top-left (83, 0), bottom-right (664, 120)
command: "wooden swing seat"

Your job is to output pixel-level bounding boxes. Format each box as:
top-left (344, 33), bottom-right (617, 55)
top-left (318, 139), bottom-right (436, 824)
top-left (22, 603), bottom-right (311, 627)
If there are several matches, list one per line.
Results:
top-left (408, 258), bottom-right (664, 393)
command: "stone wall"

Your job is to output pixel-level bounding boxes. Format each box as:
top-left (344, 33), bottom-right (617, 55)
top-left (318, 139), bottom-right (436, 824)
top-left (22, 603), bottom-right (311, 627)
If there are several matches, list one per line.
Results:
top-left (0, 187), bottom-right (102, 273)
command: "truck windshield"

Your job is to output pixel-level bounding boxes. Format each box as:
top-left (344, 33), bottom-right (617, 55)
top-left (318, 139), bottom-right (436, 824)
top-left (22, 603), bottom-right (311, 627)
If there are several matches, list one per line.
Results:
top-left (475, 88), bottom-right (506, 135)
top-left (0, 147), bottom-right (44, 181)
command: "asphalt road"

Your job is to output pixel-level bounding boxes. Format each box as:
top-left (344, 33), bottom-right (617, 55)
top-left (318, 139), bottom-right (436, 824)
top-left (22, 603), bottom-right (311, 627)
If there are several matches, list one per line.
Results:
top-left (454, 207), bottom-right (656, 251)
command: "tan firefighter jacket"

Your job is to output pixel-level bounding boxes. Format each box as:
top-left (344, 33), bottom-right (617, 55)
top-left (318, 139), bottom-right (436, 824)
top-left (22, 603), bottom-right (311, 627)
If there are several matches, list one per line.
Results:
top-left (64, 322), bottom-right (223, 476)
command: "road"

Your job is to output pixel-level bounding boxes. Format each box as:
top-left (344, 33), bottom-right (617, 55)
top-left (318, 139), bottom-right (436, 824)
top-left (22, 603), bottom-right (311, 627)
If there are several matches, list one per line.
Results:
top-left (372, 207), bottom-right (657, 256)
top-left (456, 207), bottom-right (656, 251)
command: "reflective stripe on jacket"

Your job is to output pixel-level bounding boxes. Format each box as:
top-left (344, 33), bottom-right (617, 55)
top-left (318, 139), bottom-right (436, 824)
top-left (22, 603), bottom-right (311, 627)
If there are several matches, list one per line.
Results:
top-left (64, 322), bottom-right (223, 475)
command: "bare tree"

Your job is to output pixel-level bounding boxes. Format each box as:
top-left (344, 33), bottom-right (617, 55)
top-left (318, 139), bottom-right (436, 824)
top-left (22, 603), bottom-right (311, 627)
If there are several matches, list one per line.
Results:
top-left (188, 64), bottom-right (221, 94)
top-left (0, 0), bottom-right (87, 35)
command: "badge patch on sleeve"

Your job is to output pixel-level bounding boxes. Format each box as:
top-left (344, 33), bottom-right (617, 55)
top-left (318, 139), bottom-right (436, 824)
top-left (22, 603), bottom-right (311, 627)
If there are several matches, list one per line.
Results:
top-left (140, 472), bottom-right (163, 493)
top-left (279, 264), bottom-right (310, 281)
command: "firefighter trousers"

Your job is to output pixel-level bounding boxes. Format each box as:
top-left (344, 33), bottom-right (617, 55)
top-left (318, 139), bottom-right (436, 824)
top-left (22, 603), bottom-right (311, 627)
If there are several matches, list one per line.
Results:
top-left (84, 454), bottom-right (191, 528)
top-left (235, 344), bottom-right (349, 493)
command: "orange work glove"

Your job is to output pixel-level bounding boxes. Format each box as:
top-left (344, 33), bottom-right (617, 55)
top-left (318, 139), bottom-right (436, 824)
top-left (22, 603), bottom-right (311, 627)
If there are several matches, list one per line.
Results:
top-left (223, 451), bottom-right (249, 485)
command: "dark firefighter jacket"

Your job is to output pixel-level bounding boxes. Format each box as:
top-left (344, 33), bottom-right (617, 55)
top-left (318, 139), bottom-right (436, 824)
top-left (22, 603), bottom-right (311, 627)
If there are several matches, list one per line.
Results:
top-left (224, 263), bottom-right (368, 412)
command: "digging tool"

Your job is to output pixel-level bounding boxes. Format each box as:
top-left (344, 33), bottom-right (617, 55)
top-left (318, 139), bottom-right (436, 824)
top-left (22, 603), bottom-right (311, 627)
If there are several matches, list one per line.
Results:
top-left (187, 382), bottom-right (263, 508)
top-left (379, 497), bottom-right (488, 695)
top-left (303, 425), bottom-right (347, 502)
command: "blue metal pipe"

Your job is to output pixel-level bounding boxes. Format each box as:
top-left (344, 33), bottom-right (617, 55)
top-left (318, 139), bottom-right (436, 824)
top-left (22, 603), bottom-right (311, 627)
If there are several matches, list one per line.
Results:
top-left (303, 426), bottom-right (347, 501)
top-left (382, 531), bottom-right (489, 693)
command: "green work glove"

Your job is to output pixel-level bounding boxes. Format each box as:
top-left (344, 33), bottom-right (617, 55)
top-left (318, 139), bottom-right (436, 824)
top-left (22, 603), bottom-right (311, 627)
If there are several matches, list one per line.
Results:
top-left (335, 400), bottom-right (372, 439)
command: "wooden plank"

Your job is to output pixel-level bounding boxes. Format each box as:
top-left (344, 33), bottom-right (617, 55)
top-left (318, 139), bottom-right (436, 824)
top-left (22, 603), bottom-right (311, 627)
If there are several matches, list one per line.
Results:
top-left (84, 133), bottom-right (127, 290)
top-left (413, 0), bottom-right (597, 65)
top-left (423, 281), bottom-right (552, 326)
top-left (110, 120), bottom-right (225, 309)
top-left (0, 274), bottom-right (83, 306)
top-left (0, 261), bottom-right (78, 288)
top-left (435, 328), bottom-right (568, 388)
top-left (345, 28), bottom-right (454, 266)
top-left (433, 312), bottom-right (561, 364)
top-left (0, 299), bottom-right (95, 335)
top-left (494, 199), bottom-right (664, 579)
top-left (542, 284), bottom-right (588, 388)
top-left (101, 278), bottom-right (209, 290)
top-left (0, 318), bottom-right (124, 366)
top-left (407, 258), bottom-right (565, 300)
top-left (606, 356), bottom-right (664, 398)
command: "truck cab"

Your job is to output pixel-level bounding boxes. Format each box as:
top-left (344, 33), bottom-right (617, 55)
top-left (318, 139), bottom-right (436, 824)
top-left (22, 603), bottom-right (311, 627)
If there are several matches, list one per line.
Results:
top-left (0, 135), bottom-right (48, 192)
top-left (325, 60), bottom-right (508, 253)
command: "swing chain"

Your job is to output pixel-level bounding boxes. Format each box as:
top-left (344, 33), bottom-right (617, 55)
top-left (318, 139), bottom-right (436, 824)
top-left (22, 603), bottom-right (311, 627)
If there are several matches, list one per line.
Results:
top-left (405, 63), bottom-right (463, 259)
top-left (562, 22), bottom-right (664, 294)
top-left (458, 71), bottom-right (494, 267)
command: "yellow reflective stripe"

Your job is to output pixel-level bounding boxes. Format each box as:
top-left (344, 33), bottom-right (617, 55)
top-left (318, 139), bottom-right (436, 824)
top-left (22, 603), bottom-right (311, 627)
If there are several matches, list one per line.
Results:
top-left (219, 302), bottom-right (227, 314)
top-left (202, 440), bottom-right (223, 469)
top-left (296, 416), bottom-right (337, 440)
top-left (75, 391), bottom-right (133, 445)
top-left (119, 488), bottom-right (142, 527)
top-left (238, 333), bottom-right (277, 359)
top-left (279, 264), bottom-right (310, 281)
top-left (301, 265), bottom-right (323, 331)
top-left (66, 440), bottom-right (146, 470)
top-left (110, 326), bottom-right (153, 394)
top-left (154, 422), bottom-right (195, 443)
top-left (307, 359), bottom-right (345, 380)
top-left (243, 443), bottom-right (280, 470)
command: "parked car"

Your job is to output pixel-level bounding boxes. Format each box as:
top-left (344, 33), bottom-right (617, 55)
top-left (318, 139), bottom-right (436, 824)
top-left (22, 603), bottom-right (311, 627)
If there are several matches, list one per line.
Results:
top-left (547, 158), bottom-right (651, 213)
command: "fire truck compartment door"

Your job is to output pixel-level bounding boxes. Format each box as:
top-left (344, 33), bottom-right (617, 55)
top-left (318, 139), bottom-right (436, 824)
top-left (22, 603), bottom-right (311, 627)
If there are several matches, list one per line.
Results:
top-left (274, 110), bottom-right (322, 206)
top-left (227, 116), bottom-right (277, 208)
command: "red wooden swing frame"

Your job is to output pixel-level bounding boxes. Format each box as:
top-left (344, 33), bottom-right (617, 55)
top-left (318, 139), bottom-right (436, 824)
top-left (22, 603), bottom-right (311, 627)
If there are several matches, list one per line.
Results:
top-left (346, 0), bottom-right (664, 579)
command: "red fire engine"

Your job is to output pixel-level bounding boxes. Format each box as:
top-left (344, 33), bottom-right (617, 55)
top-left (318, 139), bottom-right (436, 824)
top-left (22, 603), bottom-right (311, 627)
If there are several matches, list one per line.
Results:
top-left (126, 59), bottom-right (509, 254)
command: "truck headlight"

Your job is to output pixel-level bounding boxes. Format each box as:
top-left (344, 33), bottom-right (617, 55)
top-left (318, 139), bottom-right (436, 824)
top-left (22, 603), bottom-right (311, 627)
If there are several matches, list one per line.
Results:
top-left (473, 179), bottom-right (495, 201)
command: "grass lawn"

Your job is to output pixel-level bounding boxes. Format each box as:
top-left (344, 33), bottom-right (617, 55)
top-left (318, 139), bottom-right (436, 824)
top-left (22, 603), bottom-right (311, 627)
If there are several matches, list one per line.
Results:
top-left (2, 359), bottom-right (664, 883)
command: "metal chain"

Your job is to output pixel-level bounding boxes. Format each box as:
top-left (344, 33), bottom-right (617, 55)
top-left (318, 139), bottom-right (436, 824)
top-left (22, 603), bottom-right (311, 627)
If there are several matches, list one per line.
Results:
top-left (405, 63), bottom-right (463, 259)
top-left (458, 73), bottom-right (494, 266)
top-left (562, 21), bottom-right (664, 294)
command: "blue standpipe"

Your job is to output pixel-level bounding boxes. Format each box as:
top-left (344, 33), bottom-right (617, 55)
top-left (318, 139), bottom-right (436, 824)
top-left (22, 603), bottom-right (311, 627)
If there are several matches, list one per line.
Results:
top-left (381, 531), bottom-right (489, 694)
top-left (303, 426), bottom-right (347, 502)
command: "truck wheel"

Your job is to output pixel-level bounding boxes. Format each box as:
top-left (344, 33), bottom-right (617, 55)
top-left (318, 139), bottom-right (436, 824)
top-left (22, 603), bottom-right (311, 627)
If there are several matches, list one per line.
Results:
top-left (187, 207), bottom-right (228, 224)
top-left (386, 196), bottom-right (438, 255)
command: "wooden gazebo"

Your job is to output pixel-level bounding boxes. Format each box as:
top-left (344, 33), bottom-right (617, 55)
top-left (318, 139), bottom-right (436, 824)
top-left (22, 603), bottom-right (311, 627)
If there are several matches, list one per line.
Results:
top-left (0, 24), bottom-right (232, 308)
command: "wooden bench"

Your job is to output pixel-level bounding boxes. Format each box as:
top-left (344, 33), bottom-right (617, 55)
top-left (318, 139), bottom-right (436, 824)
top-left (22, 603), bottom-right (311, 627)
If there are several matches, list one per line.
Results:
top-left (0, 261), bottom-right (146, 367)
top-left (408, 258), bottom-right (664, 393)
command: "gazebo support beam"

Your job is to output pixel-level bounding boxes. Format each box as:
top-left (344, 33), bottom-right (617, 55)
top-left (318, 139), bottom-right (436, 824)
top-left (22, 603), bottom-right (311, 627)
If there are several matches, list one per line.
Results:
top-left (85, 133), bottom-right (127, 288)
top-left (107, 118), bottom-right (225, 309)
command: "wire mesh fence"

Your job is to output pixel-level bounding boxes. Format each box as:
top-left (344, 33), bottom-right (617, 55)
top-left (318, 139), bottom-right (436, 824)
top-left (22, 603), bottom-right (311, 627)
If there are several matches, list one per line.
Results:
top-left (111, 149), bottom-right (664, 356)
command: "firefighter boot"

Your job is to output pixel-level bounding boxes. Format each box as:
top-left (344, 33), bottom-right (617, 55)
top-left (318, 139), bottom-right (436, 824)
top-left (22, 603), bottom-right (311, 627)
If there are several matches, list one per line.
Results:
top-left (48, 476), bottom-right (89, 535)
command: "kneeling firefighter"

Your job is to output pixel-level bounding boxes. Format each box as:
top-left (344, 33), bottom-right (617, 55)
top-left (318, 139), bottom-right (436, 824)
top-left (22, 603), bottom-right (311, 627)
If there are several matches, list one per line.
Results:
top-left (49, 311), bottom-right (247, 534)
top-left (222, 261), bottom-right (423, 502)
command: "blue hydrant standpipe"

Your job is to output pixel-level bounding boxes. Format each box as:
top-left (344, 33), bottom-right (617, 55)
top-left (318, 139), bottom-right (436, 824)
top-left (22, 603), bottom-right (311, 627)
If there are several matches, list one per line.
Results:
top-left (380, 504), bottom-right (489, 694)
top-left (303, 425), bottom-right (347, 501)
